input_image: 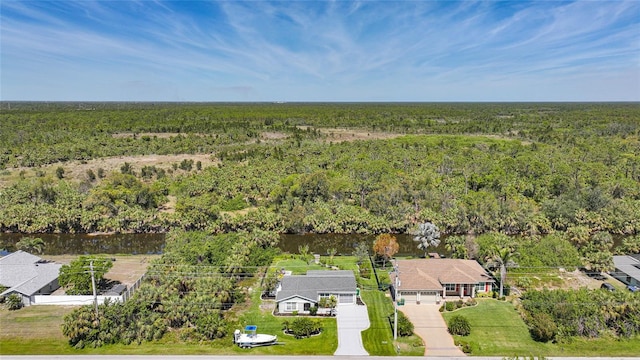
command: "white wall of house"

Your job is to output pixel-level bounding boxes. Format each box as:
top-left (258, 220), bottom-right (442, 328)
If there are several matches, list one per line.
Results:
top-left (277, 296), bottom-right (315, 313)
top-left (33, 295), bottom-right (123, 306)
top-left (278, 292), bottom-right (357, 313)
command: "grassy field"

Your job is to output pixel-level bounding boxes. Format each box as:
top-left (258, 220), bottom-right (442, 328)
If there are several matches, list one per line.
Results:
top-left (442, 299), bottom-right (640, 356)
top-left (270, 254), bottom-right (359, 275)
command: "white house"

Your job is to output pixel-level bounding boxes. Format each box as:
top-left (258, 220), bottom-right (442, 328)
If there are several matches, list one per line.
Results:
top-left (0, 250), bottom-right (62, 306)
top-left (275, 270), bottom-right (357, 314)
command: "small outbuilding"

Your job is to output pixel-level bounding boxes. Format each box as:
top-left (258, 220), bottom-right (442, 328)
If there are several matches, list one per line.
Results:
top-left (275, 270), bottom-right (357, 314)
top-left (0, 250), bottom-right (62, 306)
top-left (611, 255), bottom-right (640, 287)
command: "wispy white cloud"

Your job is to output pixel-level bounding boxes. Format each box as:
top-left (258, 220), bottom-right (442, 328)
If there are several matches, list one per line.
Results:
top-left (1, 0), bottom-right (638, 101)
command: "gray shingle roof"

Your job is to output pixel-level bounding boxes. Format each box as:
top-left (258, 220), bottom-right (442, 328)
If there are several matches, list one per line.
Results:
top-left (613, 255), bottom-right (640, 283)
top-left (276, 270), bottom-right (356, 302)
top-left (0, 250), bottom-right (62, 296)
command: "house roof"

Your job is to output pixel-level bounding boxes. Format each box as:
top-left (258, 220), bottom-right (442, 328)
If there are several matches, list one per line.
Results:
top-left (276, 270), bottom-right (356, 302)
top-left (0, 250), bottom-right (62, 297)
top-left (613, 255), bottom-right (640, 282)
top-left (393, 259), bottom-right (495, 291)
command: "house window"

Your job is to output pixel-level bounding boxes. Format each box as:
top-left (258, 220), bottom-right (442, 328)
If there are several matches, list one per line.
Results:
top-left (475, 282), bottom-right (485, 292)
top-left (304, 303), bottom-right (311, 311)
top-left (445, 284), bottom-right (456, 291)
top-left (285, 302), bottom-right (297, 312)
top-left (319, 293), bottom-right (331, 300)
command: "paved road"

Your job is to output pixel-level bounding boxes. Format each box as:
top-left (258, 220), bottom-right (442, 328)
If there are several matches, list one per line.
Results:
top-left (4, 356), bottom-right (639, 360)
top-left (334, 303), bottom-right (370, 356)
top-left (401, 303), bottom-right (466, 356)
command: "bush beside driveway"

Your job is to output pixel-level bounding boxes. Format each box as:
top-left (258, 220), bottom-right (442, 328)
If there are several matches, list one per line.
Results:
top-left (401, 303), bottom-right (466, 356)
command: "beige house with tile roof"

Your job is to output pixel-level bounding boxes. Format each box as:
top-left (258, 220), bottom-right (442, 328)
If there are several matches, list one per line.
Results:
top-left (391, 259), bottom-right (495, 304)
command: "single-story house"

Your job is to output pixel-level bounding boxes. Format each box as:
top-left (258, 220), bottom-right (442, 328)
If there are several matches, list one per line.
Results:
top-left (611, 255), bottom-right (640, 287)
top-left (275, 270), bottom-right (357, 314)
top-left (0, 250), bottom-right (62, 306)
top-left (392, 259), bottom-right (495, 304)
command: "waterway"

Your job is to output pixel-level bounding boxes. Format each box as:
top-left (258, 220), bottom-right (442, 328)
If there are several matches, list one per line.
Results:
top-left (0, 232), bottom-right (625, 257)
top-left (0, 233), bottom-right (165, 255)
top-left (0, 232), bottom-right (442, 257)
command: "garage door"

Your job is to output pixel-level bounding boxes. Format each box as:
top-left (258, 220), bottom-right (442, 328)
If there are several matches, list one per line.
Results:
top-left (339, 294), bottom-right (354, 304)
top-left (400, 291), bottom-right (418, 304)
top-left (419, 291), bottom-right (438, 304)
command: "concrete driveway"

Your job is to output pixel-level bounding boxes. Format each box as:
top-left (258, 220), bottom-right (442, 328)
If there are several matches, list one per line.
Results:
top-left (334, 304), bottom-right (370, 356)
top-left (401, 304), bottom-right (465, 356)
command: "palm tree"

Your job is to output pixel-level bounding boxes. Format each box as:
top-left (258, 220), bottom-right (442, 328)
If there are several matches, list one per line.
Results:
top-left (412, 222), bottom-right (441, 258)
top-left (486, 246), bottom-right (518, 298)
top-left (15, 236), bottom-right (45, 254)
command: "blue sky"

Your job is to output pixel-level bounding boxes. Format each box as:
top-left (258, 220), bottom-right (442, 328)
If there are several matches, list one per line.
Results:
top-left (1, 0), bottom-right (639, 101)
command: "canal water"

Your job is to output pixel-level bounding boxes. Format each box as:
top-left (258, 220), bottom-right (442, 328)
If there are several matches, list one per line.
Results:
top-left (0, 232), bottom-right (626, 257)
top-left (0, 232), bottom-right (442, 257)
top-left (0, 233), bottom-right (165, 255)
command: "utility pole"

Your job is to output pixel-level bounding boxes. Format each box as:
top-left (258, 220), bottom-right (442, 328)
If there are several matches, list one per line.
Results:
top-left (90, 260), bottom-right (98, 319)
top-left (394, 262), bottom-right (399, 340)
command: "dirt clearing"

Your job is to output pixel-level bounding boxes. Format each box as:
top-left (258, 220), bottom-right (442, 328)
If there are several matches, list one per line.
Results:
top-left (0, 153), bottom-right (218, 187)
top-left (44, 254), bottom-right (159, 288)
top-left (299, 126), bottom-right (405, 142)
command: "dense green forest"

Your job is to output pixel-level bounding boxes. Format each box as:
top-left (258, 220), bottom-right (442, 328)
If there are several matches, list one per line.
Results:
top-left (1, 102), bottom-right (638, 238)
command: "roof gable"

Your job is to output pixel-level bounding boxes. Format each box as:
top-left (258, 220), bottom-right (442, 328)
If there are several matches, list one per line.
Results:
top-left (0, 251), bottom-right (61, 296)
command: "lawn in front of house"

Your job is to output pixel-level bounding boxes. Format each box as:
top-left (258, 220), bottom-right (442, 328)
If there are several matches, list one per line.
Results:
top-left (360, 289), bottom-right (424, 356)
top-left (228, 282), bottom-right (338, 355)
top-left (441, 298), bottom-right (640, 356)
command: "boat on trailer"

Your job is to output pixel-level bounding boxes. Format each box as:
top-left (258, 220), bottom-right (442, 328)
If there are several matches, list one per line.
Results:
top-left (233, 325), bottom-right (277, 348)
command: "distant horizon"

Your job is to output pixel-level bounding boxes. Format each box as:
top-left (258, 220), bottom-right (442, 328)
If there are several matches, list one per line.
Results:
top-left (0, 100), bottom-right (640, 105)
top-left (2, 1), bottom-right (638, 102)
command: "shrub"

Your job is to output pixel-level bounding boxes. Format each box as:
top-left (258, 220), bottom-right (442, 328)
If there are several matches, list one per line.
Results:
top-left (6, 294), bottom-right (23, 310)
top-left (55, 166), bottom-right (65, 179)
top-left (455, 339), bottom-right (472, 353)
top-left (445, 301), bottom-right (456, 311)
top-left (529, 312), bottom-right (557, 342)
top-left (448, 315), bottom-right (471, 336)
top-left (283, 317), bottom-right (322, 339)
top-left (309, 306), bottom-right (318, 316)
top-left (397, 311), bottom-right (414, 336)
top-left (466, 298), bottom-right (477, 306)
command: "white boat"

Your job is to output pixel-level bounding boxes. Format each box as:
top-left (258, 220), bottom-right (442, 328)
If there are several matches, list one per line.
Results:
top-left (233, 325), bottom-right (278, 348)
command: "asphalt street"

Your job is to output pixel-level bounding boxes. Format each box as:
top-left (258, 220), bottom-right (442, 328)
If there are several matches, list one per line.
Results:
top-left (3, 356), bottom-right (640, 360)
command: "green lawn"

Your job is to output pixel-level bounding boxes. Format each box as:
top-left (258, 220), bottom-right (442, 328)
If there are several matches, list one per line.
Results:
top-left (228, 283), bottom-right (338, 355)
top-left (270, 257), bottom-right (327, 274)
top-left (360, 290), bottom-right (424, 356)
top-left (271, 254), bottom-right (359, 275)
top-left (442, 299), bottom-right (640, 356)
